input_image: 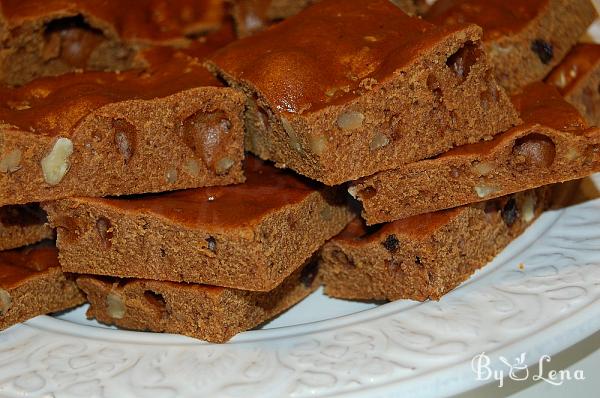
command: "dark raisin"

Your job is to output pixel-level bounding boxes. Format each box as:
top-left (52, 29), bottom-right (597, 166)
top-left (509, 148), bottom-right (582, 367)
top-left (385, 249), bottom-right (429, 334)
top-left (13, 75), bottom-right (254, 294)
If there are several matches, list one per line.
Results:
top-left (382, 234), bottom-right (400, 253)
top-left (531, 40), bottom-right (553, 64)
top-left (415, 256), bottom-right (422, 266)
top-left (300, 258), bottom-right (319, 288)
top-left (501, 198), bottom-right (519, 227)
top-left (206, 236), bottom-right (217, 252)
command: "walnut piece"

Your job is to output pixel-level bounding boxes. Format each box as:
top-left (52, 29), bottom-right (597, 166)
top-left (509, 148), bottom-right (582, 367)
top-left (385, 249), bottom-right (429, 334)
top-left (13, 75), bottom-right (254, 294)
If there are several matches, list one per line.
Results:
top-left (0, 149), bottom-right (22, 173)
top-left (309, 135), bottom-right (328, 155)
top-left (521, 194), bottom-right (537, 223)
top-left (184, 159), bottom-right (200, 176)
top-left (165, 168), bottom-right (178, 183)
top-left (475, 185), bottom-right (500, 198)
top-left (41, 137), bottom-right (74, 185)
top-left (337, 110), bottom-right (365, 130)
top-left (370, 132), bottom-right (390, 151)
top-left (215, 157), bottom-right (234, 175)
top-left (473, 161), bottom-right (494, 176)
top-left (106, 292), bottom-right (125, 319)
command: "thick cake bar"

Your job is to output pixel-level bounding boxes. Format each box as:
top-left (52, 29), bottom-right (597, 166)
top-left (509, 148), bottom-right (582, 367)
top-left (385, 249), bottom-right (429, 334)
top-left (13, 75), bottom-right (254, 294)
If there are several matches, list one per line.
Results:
top-left (547, 43), bottom-right (600, 127)
top-left (77, 259), bottom-right (321, 343)
top-left (0, 0), bottom-right (225, 85)
top-left (321, 187), bottom-right (551, 302)
top-left (229, 0), bottom-right (417, 37)
top-left (43, 157), bottom-right (354, 291)
top-left (0, 242), bottom-right (85, 330)
top-left (426, 0), bottom-right (597, 93)
top-left (0, 204), bottom-right (53, 250)
top-left (352, 83), bottom-right (600, 224)
top-left (0, 50), bottom-right (245, 206)
top-left (207, 0), bottom-right (519, 185)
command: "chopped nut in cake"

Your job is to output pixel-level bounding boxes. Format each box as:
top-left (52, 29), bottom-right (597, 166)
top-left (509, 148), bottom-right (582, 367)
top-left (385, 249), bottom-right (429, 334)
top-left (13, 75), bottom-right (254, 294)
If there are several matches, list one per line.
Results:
top-left (321, 187), bottom-right (552, 301)
top-left (426, 0), bottom-right (598, 92)
top-left (207, 0), bottom-right (519, 185)
top-left (77, 258), bottom-right (321, 343)
top-left (0, 49), bottom-right (245, 206)
top-left (0, 0), bottom-right (226, 85)
top-left (547, 43), bottom-right (600, 127)
top-left (43, 157), bottom-right (354, 291)
top-left (352, 83), bottom-right (600, 224)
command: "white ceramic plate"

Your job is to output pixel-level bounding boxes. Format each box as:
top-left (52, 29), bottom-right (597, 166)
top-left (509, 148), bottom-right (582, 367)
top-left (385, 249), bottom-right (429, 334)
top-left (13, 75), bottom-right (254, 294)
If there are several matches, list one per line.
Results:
top-left (2, 21), bottom-right (600, 398)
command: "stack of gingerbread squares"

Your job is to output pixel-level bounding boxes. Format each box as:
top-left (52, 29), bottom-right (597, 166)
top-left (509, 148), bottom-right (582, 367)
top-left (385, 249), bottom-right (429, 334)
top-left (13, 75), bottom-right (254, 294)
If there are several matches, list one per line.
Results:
top-left (1, 0), bottom-right (599, 342)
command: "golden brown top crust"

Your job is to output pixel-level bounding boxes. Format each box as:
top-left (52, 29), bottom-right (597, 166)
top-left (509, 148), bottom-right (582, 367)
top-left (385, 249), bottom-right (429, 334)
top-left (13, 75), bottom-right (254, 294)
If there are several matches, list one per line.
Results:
top-left (426, 0), bottom-right (549, 40)
top-left (81, 156), bottom-right (322, 228)
top-left (210, 0), bottom-right (476, 114)
top-left (0, 0), bottom-right (225, 45)
top-left (0, 50), bottom-right (218, 137)
top-left (546, 43), bottom-right (600, 95)
top-left (0, 242), bottom-right (59, 288)
top-left (512, 82), bottom-right (588, 131)
top-left (440, 82), bottom-right (588, 158)
top-left (333, 208), bottom-right (462, 244)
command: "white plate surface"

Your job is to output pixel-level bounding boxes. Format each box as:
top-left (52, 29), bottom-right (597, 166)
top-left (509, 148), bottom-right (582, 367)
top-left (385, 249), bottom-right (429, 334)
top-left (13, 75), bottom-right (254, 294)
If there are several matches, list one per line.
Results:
top-left (1, 18), bottom-right (600, 398)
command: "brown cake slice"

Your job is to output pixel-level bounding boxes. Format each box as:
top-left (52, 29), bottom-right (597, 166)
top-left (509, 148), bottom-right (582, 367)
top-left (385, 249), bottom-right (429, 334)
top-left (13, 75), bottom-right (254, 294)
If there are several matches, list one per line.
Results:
top-left (77, 258), bottom-right (320, 343)
top-left (547, 43), bottom-right (600, 127)
top-left (351, 83), bottom-right (600, 224)
top-left (0, 241), bottom-right (85, 330)
top-left (43, 157), bottom-right (354, 291)
top-left (321, 187), bottom-right (552, 302)
top-left (426, 0), bottom-right (598, 93)
top-left (229, 0), bottom-right (417, 37)
top-left (0, 50), bottom-right (245, 206)
top-left (0, 204), bottom-right (53, 251)
top-left (0, 0), bottom-right (226, 85)
top-left (207, 0), bottom-right (519, 185)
